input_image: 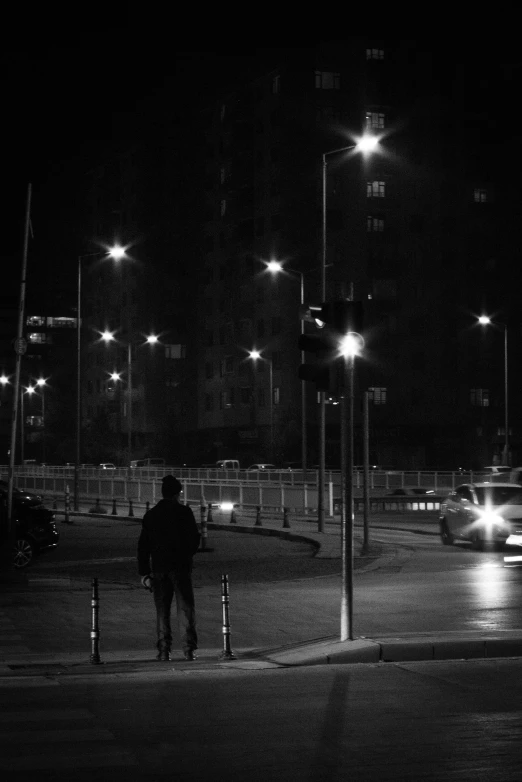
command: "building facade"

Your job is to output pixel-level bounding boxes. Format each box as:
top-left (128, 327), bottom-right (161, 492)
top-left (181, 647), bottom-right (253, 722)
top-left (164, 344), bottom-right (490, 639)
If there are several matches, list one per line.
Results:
top-left (195, 41), bottom-right (521, 470)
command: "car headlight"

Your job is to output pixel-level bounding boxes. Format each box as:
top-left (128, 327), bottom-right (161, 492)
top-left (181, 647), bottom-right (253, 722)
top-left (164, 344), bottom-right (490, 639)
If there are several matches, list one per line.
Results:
top-left (477, 511), bottom-right (506, 528)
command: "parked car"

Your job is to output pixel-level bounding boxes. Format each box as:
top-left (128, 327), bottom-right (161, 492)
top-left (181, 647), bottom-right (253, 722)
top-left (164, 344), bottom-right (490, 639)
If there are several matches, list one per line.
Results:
top-left (0, 480), bottom-right (59, 568)
top-left (246, 464), bottom-right (277, 471)
top-left (130, 458), bottom-right (165, 469)
top-left (99, 462), bottom-right (116, 470)
top-left (215, 460), bottom-right (240, 470)
top-left (439, 482), bottom-right (522, 550)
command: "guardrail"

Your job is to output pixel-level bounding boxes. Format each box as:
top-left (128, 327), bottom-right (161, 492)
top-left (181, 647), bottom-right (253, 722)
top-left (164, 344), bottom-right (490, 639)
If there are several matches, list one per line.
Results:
top-left (2, 464), bottom-right (492, 491)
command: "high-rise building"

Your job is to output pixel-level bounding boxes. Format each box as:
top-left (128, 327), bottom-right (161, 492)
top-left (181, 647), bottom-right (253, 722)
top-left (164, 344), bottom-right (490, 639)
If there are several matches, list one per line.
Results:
top-left (195, 41), bottom-right (521, 470)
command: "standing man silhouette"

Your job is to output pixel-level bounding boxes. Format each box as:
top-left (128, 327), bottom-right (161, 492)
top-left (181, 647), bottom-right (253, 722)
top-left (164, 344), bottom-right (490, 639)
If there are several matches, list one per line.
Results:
top-left (138, 475), bottom-right (200, 661)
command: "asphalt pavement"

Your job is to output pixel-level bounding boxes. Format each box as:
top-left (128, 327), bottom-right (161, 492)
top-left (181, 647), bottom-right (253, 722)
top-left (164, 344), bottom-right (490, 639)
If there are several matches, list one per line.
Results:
top-left (1, 507), bottom-right (522, 676)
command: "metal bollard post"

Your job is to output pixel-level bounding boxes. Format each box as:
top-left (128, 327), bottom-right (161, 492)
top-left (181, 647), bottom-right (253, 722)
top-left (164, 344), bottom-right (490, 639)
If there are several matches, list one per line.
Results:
top-left (219, 573), bottom-right (236, 660)
top-left (230, 506), bottom-right (237, 524)
top-left (200, 505), bottom-right (208, 551)
top-left (90, 577), bottom-right (102, 664)
top-left (62, 485), bottom-right (73, 524)
top-left (128, 499), bottom-right (134, 517)
top-left (283, 507), bottom-right (290, 528)
top-left (111, 498), bottom-right (117, 515)
top-left (255, 505), bottom-right (262, 526)
top-left (207, 503), bottom-right (214, 523)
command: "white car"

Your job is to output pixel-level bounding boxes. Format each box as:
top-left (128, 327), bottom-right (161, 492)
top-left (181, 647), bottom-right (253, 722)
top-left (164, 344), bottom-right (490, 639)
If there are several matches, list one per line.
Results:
top-left (439, 482), bottom-right (522, 550)
top-left (246, 464), bottom-right (277, 471)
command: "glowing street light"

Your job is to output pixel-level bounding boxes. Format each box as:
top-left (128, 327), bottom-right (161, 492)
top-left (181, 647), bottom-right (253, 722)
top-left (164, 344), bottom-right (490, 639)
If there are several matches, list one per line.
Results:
top-left (100, 330), bottom-right (159, 464)
top-left (248, 349), bottom-right (274, 461)
top-left (75, 244), bottom-right (128, 508)
top-left (478, 315), bottom-right (509, 465)
top-left (266, 259), bottom-right (307, 475)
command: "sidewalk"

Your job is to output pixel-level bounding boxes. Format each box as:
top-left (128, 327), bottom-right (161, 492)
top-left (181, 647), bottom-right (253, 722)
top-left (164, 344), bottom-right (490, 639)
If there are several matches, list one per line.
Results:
top-left (2, 507), bottom-right (522, 676)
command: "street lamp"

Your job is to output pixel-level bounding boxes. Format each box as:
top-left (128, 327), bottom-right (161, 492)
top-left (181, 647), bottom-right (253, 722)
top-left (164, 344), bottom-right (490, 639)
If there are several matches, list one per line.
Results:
top-left (248, 349), bottom-right (274, 461)
top-left (478, 315), bottom-right (509, 465)
top-left (100, 331), bottom-right (159, 465)
top-left (75, 245), bottom-right (126, 508)
top-left (339, 331), bottom-right (364, 642)
top-left (318, 133), bottom-right (381, 532)
top-left (21, 383), bottom-right (37, 464)
top-left (35, 377), bottom-right (47, 463)
top-left (265, 259), bottom-right (307, 475)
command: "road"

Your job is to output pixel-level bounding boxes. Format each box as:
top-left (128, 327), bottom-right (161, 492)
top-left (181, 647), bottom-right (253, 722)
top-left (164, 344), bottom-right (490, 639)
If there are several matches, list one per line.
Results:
top-left (2, 658), bottom-right (522, 779)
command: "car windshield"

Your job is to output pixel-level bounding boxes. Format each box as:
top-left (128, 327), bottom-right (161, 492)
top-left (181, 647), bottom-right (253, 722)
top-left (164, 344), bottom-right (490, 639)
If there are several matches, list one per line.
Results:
top-left (475, 487), bottom-right (522, 506)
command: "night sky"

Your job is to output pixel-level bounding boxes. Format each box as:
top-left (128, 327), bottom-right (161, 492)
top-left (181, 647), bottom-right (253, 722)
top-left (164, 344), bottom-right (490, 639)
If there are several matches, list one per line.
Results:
top-left (2, 35), bottom-right (519, 306)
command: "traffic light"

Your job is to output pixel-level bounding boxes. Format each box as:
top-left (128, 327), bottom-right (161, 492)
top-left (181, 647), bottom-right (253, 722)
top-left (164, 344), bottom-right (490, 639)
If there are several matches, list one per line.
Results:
top-left (298, 301), bottom-right (363, 393)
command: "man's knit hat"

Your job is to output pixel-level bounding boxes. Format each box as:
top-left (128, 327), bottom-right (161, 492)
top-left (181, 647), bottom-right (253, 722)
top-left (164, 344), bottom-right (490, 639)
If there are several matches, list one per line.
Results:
top-left (162, 475), bottom-right (183, 497)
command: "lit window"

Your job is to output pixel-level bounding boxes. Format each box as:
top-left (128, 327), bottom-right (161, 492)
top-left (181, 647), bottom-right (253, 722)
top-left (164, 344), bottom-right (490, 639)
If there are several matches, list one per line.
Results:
top-left (28, 333), bottom-right (52, 344)
top-left (470, 388), bottom-right (490, 407)
top-left (46, 317), bottom-right (76, 328)
top-left (272, 74), bottom-right (280, 94)
top-left (474, 188), bottom-right (487, 203)
top-left (240, 387), bottom-right (252, 405)
top-left (369, 387), bottom-right (387, 405)
top-left (26, 316), bottom-right (45, 327)
top-left (365, 111), bottom-right (385, 129)
top-left (315, 71), bottom-right (341, 90)
top-left (220, 389), bottom-right (234, 409)
top-left (165, 344), bottom-right (186, 359)
top-left (367, 216), bottom-right (384, 232)
top-left (220, 356), bottom-right (235, 376)
top-left (367, 180), bottom-right (385, 198)
top-left (366, 48), bottom-right (384, 60)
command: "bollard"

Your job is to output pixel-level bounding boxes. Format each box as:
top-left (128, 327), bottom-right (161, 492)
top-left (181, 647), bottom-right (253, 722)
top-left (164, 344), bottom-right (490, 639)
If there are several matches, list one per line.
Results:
top-left (200, 506), bottom-right (208, 551)
top-left (111, 498), bottom-right (117, 516)
top-left (90, 577), bottom-right (102, 664)
top-left (62, 485), bottom-right (73, 524)
top-left (219, 573), bottom-right (236, 660)
top-left (283, 507), bottom-right (290, 528)
top-left (128, 499), bottom-right (134, 517)
top-left (207, 503), bottom-right (214, 523)
top-left (255, 505), bottom-right (262, 526)
top-left (146, 501), bottom-right (150, 513)
top-left (230, 506), bottom-right (237, 524)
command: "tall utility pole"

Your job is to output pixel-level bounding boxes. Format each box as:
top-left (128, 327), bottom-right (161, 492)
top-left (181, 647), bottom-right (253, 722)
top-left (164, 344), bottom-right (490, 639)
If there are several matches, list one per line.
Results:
top-left (2, 183), bottom-right (31, 578)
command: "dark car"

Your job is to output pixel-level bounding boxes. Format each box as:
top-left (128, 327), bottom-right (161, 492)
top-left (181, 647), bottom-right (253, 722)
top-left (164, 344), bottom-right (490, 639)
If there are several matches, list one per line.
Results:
top-left (0, 480), bottom-right (59, 568)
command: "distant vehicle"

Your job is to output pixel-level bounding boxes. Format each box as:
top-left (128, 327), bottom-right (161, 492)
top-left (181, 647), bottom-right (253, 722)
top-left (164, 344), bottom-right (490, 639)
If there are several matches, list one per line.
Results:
top-left (130, 458), bottom-right (165, 469)
top-left (439, 482), bottom-right (522, 550)
top-left (354, 464), bottom-right (382, 471)
top-left (99, 463), bottom-right (116, 470)
top-left (246, 463), bottom-right (277, 471)
top-left (482, 465), bottom-right (511, 474)
top-left (0, 480), bottom-right (59, 568)
top-left (215, 460), bottom-right (240, 470)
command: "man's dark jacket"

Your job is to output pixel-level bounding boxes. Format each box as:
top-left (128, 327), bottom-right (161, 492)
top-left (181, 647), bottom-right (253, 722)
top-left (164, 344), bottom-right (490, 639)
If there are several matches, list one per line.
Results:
top-left (138, 499), bottom-right (201, 576)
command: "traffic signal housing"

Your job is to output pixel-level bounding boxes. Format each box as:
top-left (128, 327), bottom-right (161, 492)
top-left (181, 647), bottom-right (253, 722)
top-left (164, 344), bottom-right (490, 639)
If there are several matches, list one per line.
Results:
top-left (298, 300), bottom-right (363, 393)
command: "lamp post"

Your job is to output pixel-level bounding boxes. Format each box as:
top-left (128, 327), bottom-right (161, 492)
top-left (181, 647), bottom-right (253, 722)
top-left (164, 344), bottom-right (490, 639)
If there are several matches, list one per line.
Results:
top-left (248, 350), bottom-right (274, 461)
top-left (75, 245), bottom-right (125, 509)
top-left (21, 383), bottom-right (37, 464)
top-left (101, 331), bottom-right (159, 465)
top-left (266, 260), bottom-right (307, 475)
top-left (35, 378), bottom-right (47, 463)
top-left (339, 332), bottom-right (364, 641)
top-left (478, 315), bottom-right (509, 465)
top-left (319, 133), bottom-right (380, 532)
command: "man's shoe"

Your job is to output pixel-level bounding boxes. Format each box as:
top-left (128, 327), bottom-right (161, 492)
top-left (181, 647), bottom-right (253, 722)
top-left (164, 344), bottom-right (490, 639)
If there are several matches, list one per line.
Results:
top-left (156, 650), bottom-right (171, 661)
top-left (184, 650), bottom-right (197, 661)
